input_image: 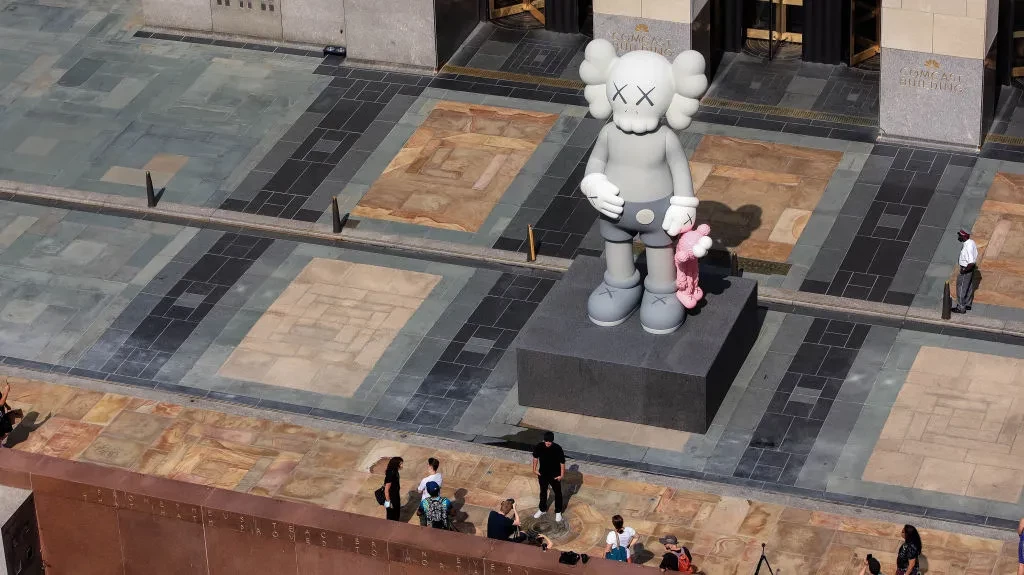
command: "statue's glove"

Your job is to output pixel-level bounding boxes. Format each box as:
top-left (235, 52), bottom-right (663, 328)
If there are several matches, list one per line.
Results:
top-left (690, 228), bottom-right (713, 258)
top-left (663, 196), bottom-right (699, 237)
top-left (580, 173), bottom-right (624, 220)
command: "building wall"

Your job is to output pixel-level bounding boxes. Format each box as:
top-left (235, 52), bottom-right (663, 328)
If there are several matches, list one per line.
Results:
top-left (879, 0), bottom-right (999, 147)
top-left (592, 0), bottom-right (696, 59)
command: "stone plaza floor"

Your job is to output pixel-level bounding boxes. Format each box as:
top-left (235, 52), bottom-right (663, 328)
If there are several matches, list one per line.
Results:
top-left (2, 371), bottom-right (1019, 574)
top-left (3, 0), bottom-right (1024, 562)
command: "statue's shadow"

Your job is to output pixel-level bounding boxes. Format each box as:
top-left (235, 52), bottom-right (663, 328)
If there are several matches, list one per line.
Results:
top-left (696, 201), bottom-right (762, 256)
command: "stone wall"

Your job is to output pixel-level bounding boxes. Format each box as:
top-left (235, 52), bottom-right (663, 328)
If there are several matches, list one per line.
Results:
top-left (879, 0), bottom-right (999, 148)
top-left (0, 450), bottom-right (631, 575)
top-left (142, 0), bottom-right (345, 47)
top-left (592, 0), bottom-right (693, 59)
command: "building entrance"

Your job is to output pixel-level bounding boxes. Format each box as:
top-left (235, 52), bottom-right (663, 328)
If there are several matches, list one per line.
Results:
top-left (486, 0), bottom-right (591, 34)
top-left (732, 0), bottom-right (879, 66)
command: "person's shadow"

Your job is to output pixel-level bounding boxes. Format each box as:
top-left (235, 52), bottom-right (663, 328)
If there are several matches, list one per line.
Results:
top-left (631, 541), bottom-right (656, 565)
top-left (561, 464), bottom-right (584, 510)
top-left (4, 411), bottom-right (49, 449)
top-left (450, 488), bottom-right (475, 534)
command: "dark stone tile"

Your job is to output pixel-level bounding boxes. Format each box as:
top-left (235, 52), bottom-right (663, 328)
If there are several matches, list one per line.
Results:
top-left (818, 347), bottom-right (858, 378)
top-left (789, 343), bottom-right (830, 375)
top-left (779, 418), bottom-right (823, 455)
top-left (750, 413), bottom-right (793, 450)
top-left (151, 320), bottom-right (196, 353)
top-left (58, 57), bottom-right (103, 87)
top-left (733, 448), bottom-right (761, 478)
top-left (467, 296), bottom-right (512, 326)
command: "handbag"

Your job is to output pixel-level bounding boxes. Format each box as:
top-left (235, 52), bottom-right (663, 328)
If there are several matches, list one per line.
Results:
top-left (605, 531), bottom-right (628, 562)
top-left (374, 485), bottom-right (386, 506)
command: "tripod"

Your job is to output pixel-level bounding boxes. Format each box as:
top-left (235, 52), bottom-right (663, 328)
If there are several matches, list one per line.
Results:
top-left (753, 543), bottom-right (776, 575)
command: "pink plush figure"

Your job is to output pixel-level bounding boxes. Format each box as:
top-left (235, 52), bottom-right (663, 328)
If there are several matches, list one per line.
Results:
top-left (674, 223), bottom-right (712, 309)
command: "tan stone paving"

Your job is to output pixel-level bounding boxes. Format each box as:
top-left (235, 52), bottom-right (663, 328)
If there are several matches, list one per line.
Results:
top-left (218, 259), bottom-right (440, 396)
top-left (690, 135), bottom-right (843, 264)
top-left (862, 346), bottom-right (1024, 502)
top-left (520, 407), bottom-right (691, 452)
top-left (352, 101), bottom-right (559, 232)
top-left (951, 172), bottom-right (1024, 309)
top-left (2, 374), bottom-right (1017, 574)
top-left (100, 153), bottom-right (190, 189)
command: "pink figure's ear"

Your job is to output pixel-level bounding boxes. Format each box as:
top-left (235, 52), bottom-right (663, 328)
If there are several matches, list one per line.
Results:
top-left (697, 224), bottom-right (711, 236)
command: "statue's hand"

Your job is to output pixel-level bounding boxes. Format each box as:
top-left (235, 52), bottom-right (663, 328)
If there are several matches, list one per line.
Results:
top-left (663, 196), bottom-right (699, 236)
top-left (692, 235), bottom-right (712, 258)
top-left (581, 173), bottom-right (624, 220)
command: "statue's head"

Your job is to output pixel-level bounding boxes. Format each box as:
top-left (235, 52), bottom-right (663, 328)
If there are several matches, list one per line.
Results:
top-left (580, 40), bottom-right (708, 134)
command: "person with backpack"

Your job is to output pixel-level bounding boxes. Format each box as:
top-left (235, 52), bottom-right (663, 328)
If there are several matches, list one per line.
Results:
top-left (416, 457), bottom-right (442, 526)
top-left (659, 534), bottom-right (697, 573)
top-left (604, 515), bottom-right (636, 563)
top-left (419, 481), bottom-right (453, 530)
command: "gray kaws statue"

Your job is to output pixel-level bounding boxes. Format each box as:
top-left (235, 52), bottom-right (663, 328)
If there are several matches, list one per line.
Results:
top-left (579, 39), bottom-right (712, 335)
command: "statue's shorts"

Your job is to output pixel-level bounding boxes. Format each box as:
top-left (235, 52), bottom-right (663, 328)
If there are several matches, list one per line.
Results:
top-left (598, 195), bottom-right (673, 248)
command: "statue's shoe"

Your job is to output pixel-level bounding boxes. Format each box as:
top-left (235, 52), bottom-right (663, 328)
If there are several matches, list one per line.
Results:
top-left (640, 289), bottom-right (685, 335)
top-left (587, 280), bottom-right (642, 327)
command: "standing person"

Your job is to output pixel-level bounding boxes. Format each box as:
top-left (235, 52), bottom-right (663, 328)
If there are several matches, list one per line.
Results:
top-left (953, 229), bottom-right (978, 314)
top-left (604, 515), bottom-right (636, 563)
top-left (0, 381), bottom-right (13, 447)
top-left (418, 481), bottom-right (452, 530)
top-left (383, 456), bottom-right (403, 521)
top-left (416, 458), bottom-right (442, 526)
top-left (1017, 518), bottom-right (1024, 575)
top-left (895, 524), bottom-right (922, 575)
top-left (487, 499), bottom-right (522, 541)
top-left (532, 431), bottom-right (566, 522)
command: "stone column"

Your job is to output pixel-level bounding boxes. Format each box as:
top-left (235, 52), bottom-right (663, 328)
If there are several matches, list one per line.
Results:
top-left (593, 0), bottom-right (706, 60)
top-left (879, 0), bottom-right (999, 149)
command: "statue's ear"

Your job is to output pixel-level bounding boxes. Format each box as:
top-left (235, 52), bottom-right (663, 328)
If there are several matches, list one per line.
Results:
top-left (580, 39), bottom-right (618, 120)
top-left (666, 50), bottom-right (708, 129)
top-left (672, 50), bottom-right (708, 98)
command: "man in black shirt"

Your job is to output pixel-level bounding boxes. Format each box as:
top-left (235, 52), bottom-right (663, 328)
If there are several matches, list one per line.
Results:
top-left (532, 431), bottom-right (566, 522)
top-left (486, 499), bottom-right (521, 541)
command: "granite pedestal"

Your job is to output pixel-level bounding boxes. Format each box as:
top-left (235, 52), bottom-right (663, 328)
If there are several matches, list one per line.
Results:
top-left (516, 256), bottom-right (759, 433)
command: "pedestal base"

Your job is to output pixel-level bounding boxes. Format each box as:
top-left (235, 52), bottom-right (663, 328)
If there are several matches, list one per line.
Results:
top-left (516, 256), bottom-right (759, 433)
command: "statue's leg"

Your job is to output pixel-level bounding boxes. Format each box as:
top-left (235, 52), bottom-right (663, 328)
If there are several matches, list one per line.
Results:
top-left (639, 234), bottom-right (685, 335)
top-left (588, 220), bottom-right (642, 326)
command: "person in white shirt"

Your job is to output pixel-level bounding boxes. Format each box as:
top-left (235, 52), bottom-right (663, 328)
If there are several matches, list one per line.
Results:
top-left (416, 457), bottom-right (442, 526)
top-left (953, 229), bottom-right (978, 314)
top-left (605, 514), bottom-right (637, 563)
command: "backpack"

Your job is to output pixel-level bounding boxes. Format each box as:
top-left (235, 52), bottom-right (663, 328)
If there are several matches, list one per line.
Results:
top-left (605, 531), bottom-right (628, 562)
top-left (425, 497), bottom-right (449, 529)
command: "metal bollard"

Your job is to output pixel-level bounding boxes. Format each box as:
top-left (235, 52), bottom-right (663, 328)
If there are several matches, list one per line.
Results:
top-left (145, 171), bottom-right (156, 207)
top-left (526, 224), bottom-right (537, 262)
top-left (331, 197), bottom-right (348, 233)
top-left (941, 281), bottom-right (952, 320)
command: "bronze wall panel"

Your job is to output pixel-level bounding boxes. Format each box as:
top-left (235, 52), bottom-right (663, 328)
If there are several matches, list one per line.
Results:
top-left (119, 508), bottom-right (209, 575)
top-left (204, 524), bottom-right (294, 575)
top-left (35, 494), bottom-right (123, 575)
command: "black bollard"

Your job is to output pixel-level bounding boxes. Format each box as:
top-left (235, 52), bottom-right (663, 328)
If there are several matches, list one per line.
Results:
top-left (941, 281), bottom-right (952, 320)
top-left (331, 197), bottom-right (348, 233)
top-left (730, 252), bottom-right (740, 276)
top-left (145, 171), bottom-right (156, 207)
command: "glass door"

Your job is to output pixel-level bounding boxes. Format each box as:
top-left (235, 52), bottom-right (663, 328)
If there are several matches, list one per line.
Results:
top-left (490, 0), bottom-right (546, 25)
top-left (1013, 0), bottom-right (1024, 79)
top-left (849, 0), bottom-right (880, 66)
top-left (745, 0), bottom-right (804, 44)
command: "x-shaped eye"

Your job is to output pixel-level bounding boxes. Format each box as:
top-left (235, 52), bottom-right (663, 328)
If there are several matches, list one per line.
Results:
top-left (636, 86), bottom-right (655, 106)
top-left (612, 82), bottom-right (628, 104)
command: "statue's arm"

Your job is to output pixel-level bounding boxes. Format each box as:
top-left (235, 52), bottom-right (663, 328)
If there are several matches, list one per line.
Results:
top-left (585, 124), bottom-right (611, 176)
top-left (664, 128), bottom-right (695, 198)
